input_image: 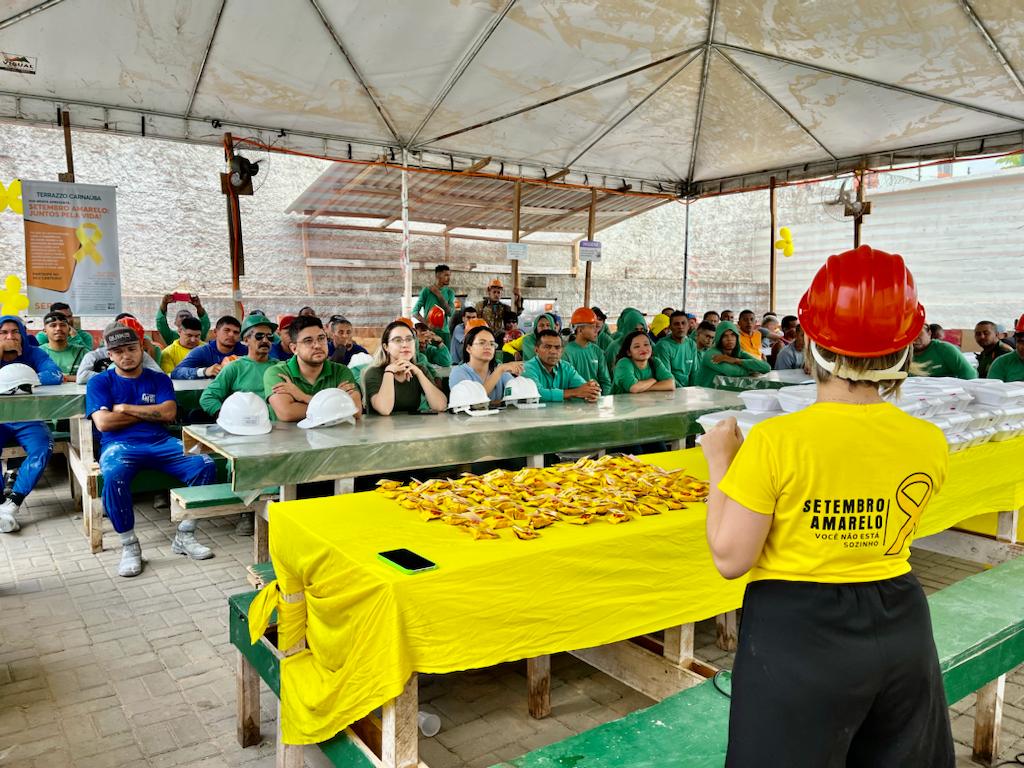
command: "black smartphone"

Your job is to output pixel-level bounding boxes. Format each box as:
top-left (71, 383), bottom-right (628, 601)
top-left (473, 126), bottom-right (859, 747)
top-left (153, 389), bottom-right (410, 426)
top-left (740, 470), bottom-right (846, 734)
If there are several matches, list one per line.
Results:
top-left (377, 548), bottom-right (438, 574)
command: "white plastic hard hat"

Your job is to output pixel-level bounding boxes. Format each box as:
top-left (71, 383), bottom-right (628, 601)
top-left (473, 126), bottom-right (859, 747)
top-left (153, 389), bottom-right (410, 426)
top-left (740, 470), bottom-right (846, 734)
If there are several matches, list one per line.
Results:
top-left (0, 363), bottom-right (41, 395)
top-left (503, 376), bottom-right (543, 409)
top-left (297, 388), bottom-right (358, 429)
top-left (448, 379), bottom-right (497, 416)
top-left (348, 352), bottom-right (373, 369)
top-left (216, 391), bottom-right (272, 435)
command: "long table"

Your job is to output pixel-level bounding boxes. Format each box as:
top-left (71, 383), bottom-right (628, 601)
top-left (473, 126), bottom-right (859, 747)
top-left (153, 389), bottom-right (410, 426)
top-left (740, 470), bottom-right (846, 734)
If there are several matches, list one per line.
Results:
top-left (712, 368), bottom-right (812, 391)
top-left (0, 378), bottom-right (210, 424)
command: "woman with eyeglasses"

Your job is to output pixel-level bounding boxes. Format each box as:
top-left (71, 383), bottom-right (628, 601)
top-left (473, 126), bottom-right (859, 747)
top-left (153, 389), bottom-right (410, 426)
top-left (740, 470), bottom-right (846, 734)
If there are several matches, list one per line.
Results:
top-left (450, 324), bottom-right (524, 404)
top-left (365, 321), bottom-right (448, 416)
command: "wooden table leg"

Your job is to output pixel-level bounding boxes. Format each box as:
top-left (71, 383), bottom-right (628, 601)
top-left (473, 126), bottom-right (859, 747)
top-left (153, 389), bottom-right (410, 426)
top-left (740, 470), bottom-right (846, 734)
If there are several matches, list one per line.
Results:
top-left (382, 674), bottom-right (419, 768)
top-left (236, 649), bottom-right (261, 747)
top-left (527, 655), bottom-right (551, 719)
top-left (254, 501), bottom-right (270, 563)
top-left (526, 454), bottom-right (544, 469)
top-left (716, 611), bottom-right (738, 652)
top-left (663, 623), bottom-right (695, 667)
top-left (996, 510), bottom-right (1019, 545)
top-left (667, 439), bottom-right (683, 452)
top-left (276, 698), bottom-right (303, 768)
top-left (973, 675), bottom-right (1005, 767)
top-left (86, 495), bottom-right (103, 554)
top-left (334, 477), bottom-right (355, 494)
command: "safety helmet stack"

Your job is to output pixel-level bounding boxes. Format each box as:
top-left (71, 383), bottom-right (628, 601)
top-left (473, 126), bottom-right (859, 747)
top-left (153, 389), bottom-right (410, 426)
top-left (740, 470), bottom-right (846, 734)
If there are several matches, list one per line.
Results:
top-left (216, 392), bottom-right (272, 435)
top-left (448, 380), bottom-right (497, 416)
top-left (503, 376), bottom-right (543, 409)
top-left (0, 364), bottom-right (40, 395)
top-left (297, 388), bottom-right (359, 429)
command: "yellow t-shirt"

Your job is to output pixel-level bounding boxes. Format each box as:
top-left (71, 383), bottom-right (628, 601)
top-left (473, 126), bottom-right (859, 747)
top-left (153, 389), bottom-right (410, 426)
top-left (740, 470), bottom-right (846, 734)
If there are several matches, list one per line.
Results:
top-left (159, 340), bottom-right (193, 374)
top-left (718, 402), bottom-right (948, 584)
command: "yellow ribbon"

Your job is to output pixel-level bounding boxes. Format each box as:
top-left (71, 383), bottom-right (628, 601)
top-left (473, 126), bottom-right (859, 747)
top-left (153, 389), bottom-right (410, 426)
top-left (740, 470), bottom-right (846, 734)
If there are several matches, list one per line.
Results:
top-left (0, 180), bottom-right (22, 215)
top-left (774, 226), bottom-right (795, 257)
top-left (73, 223), bottom-right (104, 264)
top-left (247, 579), bottom-right (308, 652)
top-left (0, 275), bottom-right (29, 316)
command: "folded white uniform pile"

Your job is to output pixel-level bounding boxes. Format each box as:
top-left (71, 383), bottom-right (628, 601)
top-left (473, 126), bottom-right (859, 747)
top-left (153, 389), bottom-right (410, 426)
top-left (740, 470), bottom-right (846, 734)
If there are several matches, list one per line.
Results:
top-left (696, 377), bottom-right (1024, 452)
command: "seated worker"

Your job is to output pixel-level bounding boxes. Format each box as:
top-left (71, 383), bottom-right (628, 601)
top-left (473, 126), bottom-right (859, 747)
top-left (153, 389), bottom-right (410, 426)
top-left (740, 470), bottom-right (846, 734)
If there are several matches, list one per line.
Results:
top-left (159, 316), bottom-right (204, 374)
top-left (687, 313), bottom-right (699, 332)
top-left (975, 320), bottom-right (1013, 378)
top-left (737, 310), bottom-right (764, 360)
top-left (297, 306), bottom-right (317, 318)
top-left (910, 325), bottom-right (977, 379)
top-left (448, 305), bottom-right (479, 364)
top-left (77, 321), bottom-right (163, 384)
top-left (415, 321), bottom-right (453, 367)
top-left (604, 307), bottom-right (648, 369)
top-left (613, 330), bottom-right (675, 394)
top-left (593, 306), bottom-right (615, 351)
top-left (364, 321), bottom-right (447, 416)
top-left (328, 315), bottom-right (368, 366)
top-left (449, 325), bottom-right (523, 403)
top-left (270, 315), bottom-right (296, 361)
top-left (502, 309), bottom-right (523, 343)
top-left (86, 325), bottom-right (217, 575)
top-left (40, 310), bottom-right (88, 381)
top-left (156, 293), bottom-right (210, 346)
top-left (720, 309), bottom-right (735, 322)
top-left (563, 307), bottom-right (612, 395)
top-left (200, 314), bottom-right (278, 416)
top-left (988, 326), bottom-right (1024, 382)
top-left (694, 320), bottom-right (716, 352)
top-left (649, 313), bottom-right (670, 341)
top-left (759, 314), bottom-right (785, 361)
top-left (522, 329), bottom-right (601, 403)
top-left (774, 324), bottom-right (806, 370)
top-left (171, 316), bottom-right (247, 380)
top-left (413, 264), bottom-right (456, 345)
top-left (35, 302), bottom-right (94, 351)
top-left (0, 314), bottom-right (62, 532)
top-left (703, 310), bottom-right (720, 327)
top-left (263, 316), bottom-right (361, 422)
top-left (119, 316), bottom-right (163, 369)
top-left (394, 317), bottom-right (439, 380)
top-left (654, 310), bottom-right (699, 387)
top-left (502, 312), bottom-right (556, 362)
top-left (694, 320), bottom-right (771, 387)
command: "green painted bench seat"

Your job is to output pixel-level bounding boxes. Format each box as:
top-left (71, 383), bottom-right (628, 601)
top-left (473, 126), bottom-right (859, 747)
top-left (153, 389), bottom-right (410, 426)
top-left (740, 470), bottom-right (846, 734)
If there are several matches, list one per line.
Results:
top-left (172, 484), bottom-right (277, 509)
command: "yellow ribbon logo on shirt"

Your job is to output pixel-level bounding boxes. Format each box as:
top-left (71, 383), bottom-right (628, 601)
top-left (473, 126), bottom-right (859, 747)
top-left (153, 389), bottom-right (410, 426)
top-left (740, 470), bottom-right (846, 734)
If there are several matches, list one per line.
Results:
top-left (0, 180), bottom-right (22, 215)
top-left (73, 223), bottom-right (103, 264)
top-left (884, 473), bottom-right (934, 555)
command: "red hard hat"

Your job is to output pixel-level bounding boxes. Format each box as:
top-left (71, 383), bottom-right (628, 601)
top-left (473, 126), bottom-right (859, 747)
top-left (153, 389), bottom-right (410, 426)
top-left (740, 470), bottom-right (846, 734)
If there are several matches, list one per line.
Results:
top-left (119, 317), bottom-right (146, 341)
top-left (1016, 314), bottom-right (1024, 333)
top-left (798, 245), bottom-right (925, 358)
top-left (570, 307), bottom-right (597, 325)
top-left (427, 305), bottom-right (445, 329)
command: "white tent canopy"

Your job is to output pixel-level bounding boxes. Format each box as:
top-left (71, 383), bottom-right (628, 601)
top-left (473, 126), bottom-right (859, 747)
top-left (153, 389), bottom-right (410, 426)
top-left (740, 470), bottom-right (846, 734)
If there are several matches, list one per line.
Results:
top-left (1, 0), bottom-right (1023, 194)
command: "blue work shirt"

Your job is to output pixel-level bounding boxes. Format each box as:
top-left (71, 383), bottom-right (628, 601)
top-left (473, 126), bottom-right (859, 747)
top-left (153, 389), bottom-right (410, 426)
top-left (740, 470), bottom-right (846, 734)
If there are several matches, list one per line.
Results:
top-left (86, 368), bottom-right (175, 448)
top-left (171, 339), bottom-right (248, 379)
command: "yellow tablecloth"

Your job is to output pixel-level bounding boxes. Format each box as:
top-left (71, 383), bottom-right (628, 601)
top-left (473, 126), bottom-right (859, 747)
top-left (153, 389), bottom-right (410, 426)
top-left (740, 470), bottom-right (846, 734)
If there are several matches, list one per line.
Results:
top-left (254, 438), bottom-right (1024, 745)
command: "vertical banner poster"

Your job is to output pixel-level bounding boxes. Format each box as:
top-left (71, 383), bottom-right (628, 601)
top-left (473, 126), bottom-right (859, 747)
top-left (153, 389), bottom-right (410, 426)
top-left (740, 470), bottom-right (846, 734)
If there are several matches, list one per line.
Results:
top-left (21, 180), bottom-right (121, 315)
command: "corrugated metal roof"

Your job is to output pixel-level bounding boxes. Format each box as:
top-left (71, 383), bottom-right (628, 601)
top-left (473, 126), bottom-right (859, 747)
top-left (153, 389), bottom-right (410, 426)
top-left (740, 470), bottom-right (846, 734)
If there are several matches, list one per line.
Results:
top-left (286, 161), bottom-right (673, 235)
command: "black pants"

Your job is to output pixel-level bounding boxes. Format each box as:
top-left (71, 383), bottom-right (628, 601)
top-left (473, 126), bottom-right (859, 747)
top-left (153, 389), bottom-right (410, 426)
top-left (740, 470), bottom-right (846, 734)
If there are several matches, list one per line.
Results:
top-left (727, 574), bottom-right (954, 768)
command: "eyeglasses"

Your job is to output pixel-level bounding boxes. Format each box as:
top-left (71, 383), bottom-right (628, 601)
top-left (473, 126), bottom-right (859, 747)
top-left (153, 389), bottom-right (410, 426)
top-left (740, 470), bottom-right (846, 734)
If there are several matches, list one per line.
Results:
top-left (250, 332), bottom-right (272, 341)
top-left (297, 334), bottom-right (328, 346)
top-left (388, 335), bottom-right (416, 345)
top-left (471, 341), bottom-right (499, 349)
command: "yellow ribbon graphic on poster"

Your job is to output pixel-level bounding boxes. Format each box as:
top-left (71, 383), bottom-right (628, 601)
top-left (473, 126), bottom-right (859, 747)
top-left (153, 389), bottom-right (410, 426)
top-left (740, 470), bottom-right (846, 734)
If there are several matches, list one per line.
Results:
top-left (0, 275), bottom-right (30, 315)
top-left (0, 180), bottom-right (22, 215)
top-left (73, 223), bottom-right (103, 264)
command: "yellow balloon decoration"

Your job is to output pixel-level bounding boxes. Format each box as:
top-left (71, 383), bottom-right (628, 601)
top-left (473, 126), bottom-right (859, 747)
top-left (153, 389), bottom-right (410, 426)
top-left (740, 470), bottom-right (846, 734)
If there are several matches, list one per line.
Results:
top-left (774, 226), bottom-right (795, 257)
top-left (0, 180), bottom-right (23, 215)
top-left (0, 275), bottom-right (29, 316)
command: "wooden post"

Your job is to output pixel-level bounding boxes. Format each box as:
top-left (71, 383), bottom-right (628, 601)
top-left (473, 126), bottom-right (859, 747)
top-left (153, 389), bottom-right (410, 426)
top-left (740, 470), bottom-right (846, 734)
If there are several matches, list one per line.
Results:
top-left (381, 674), bottom-right (419, 768)
top-left (222, 133), bottom-right (245, 318)
top-left (995, 509), bottom-right (1018, 544)
top-left (236, 651), bottom-right (261, 747)
top-left (716, 611), bottom-right (739, 652)
top-left (681, 201), bottom-right (690, 312)
top-left (400, 149), bottom-right (412, 318)
top-left (973, 675), bottom-right (1005, 766)
top-left (276, 699), bottom-right (304, 768)
top-left (663, 624), bottom-right (695, 667)
top-left (511, 181), bottom-right (521, 295)
top-left (58, 110), bottom-right (75, 182)
top-left (768, 176), bottom-right (777, 312)
top-left (854, 168), bottom-right (864, 248)
top-left (527, 656), bottom-right (552, 719)
top-left (583, 188), bottom-right (597, 306)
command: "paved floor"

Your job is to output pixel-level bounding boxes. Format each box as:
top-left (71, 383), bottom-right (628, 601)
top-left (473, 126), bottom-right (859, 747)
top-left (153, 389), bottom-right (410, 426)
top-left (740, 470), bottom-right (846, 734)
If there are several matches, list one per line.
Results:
top-left (1, 466), bottom-right (1022, 768)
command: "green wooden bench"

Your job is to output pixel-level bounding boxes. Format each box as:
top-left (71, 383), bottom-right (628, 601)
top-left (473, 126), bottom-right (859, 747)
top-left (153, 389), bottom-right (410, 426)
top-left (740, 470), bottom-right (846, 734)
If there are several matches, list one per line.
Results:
top-left (169, 483), bottom-right (277, 523)
top-left (229, 557), bottom-right (1024, 768)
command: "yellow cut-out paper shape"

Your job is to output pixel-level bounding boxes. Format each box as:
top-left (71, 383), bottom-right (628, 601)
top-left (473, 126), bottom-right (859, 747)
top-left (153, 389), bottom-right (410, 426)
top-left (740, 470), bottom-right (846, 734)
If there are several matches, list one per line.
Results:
top-left (0, 180), bottom-right (23, 215)
top-left (774, 226), bottom-right (795, 258)
top-left (0, 275), bottom-right (29, 316)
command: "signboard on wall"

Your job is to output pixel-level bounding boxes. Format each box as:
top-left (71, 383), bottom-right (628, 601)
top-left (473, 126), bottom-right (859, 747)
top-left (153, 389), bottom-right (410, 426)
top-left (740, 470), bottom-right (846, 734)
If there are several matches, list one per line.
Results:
top-left (506, 242), bottom-right (528, 261)
top-left (21, 180), bottom-right (122, 315)
top-left (579, 240), bottom-right (602, 262)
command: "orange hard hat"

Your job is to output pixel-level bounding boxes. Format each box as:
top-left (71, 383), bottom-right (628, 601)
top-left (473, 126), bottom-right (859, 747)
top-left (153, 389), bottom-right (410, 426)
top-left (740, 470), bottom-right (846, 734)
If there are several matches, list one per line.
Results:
top-left (465, 318), bottom-right (489, 332)
top-left (427, 305), bottom-right (446, 329)
top-left (1016, 314), bottom-right (1024, 333)
top-left (798, 245), bottom-right (925, 358)
top-left (487, 278), bottom-right (503, 289)
top-left (396, 316), bottom-right (415, 330)
top-left (570, 307), bottom-right (597, 325)
top-left (119, 317), bottom-right (145, 341)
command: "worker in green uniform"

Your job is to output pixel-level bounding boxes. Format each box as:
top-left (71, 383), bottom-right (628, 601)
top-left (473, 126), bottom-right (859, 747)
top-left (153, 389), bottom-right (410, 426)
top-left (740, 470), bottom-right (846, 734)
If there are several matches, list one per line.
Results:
top-left (604, 307), bottom-right (648, 369)
top-left (36, 302), bottom-right (94, 351)
top-left (562, 307), bottom-right (612, 396)
top-left (988, 328), bottom-right (1024, 382)
top-left (200, 314), bottom-right (279, 417)
top-left (910, 326), bottom-right (977, 379)
top-left (694, 321), bottom-right (771, 388)
top-left (40, 311), bottom-right (88, 381)
top-left (415, 321), bottom-right (452, 367)
top-left (593, 307), bottom-right (615, 351)
top-left (522, 329), bottom-right (601, 403)
top-left (156, 293), bottom-right (210, 346)
top-left (654, 310), bottom-right (699, 387)
top-left (413, 265), bottom-right (456, 345)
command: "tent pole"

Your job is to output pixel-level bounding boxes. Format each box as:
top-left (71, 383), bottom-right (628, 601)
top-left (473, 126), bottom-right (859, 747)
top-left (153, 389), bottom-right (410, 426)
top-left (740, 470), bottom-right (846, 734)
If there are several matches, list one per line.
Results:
top-left (58, 110), bottom-right (75, 183)
top-left (400, 149), bottom-right (412, 317)
top-left (769, 176), bottom-right (777, 312)
top-left (511, 180), bottom-right (521, 295)
top-left (853, 168), bottom-right (864, 248)
top-left (682, 201), bottom-right (690, 312)
top-left (221, 132), bottom-right (244, 319)
top-left (584, 188), bottom-right (596, 306)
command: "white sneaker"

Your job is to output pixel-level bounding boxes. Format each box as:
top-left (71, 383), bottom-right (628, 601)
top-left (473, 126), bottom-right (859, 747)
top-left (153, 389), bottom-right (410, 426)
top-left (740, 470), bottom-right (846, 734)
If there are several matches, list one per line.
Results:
top-left (0, 499), bottom-right (20, 533)
top-left (118, 542), bottom-right (143, 577)
top-left (172, 530), bottom-right (213, 560)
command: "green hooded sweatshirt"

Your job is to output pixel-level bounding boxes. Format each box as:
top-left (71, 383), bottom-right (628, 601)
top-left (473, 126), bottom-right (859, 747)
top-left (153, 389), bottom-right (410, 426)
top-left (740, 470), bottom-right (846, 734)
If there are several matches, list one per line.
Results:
top-left (605, 308), bottom-right (648, 368)
top-left (694, 321), bottom-right (771, 387)
top-left (505, 312), bottom-right (557, 362)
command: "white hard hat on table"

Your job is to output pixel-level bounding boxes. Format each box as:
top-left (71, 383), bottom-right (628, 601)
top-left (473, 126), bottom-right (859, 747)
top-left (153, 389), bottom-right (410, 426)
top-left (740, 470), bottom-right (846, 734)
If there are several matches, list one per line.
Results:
top-left (297, 388), bottom-right (358, 429)
top-left (217, 392), bottom-right (272, 435)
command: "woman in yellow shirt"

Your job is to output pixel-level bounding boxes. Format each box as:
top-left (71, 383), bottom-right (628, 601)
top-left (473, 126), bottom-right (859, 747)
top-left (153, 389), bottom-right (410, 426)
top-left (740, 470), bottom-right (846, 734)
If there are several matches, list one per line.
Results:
top-left (702, 246), bottom-right (953, 767)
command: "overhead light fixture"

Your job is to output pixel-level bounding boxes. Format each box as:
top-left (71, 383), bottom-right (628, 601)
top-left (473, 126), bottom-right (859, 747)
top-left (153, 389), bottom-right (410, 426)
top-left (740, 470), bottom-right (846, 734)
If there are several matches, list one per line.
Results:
top-left (230, 156), bottom-right (260, 189)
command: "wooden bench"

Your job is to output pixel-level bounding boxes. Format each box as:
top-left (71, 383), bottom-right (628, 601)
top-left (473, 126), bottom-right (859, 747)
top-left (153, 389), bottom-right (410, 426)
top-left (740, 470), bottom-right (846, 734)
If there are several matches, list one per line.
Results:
top-left (229, 555), bottom-right (1024, 768)
top-left (170, 483), bottom-right (276, 523)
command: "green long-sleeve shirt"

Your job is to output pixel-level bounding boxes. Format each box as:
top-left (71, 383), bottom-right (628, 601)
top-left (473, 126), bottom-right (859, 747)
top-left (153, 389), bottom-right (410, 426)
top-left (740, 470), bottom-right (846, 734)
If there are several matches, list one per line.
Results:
top-left (987, 351), bottom-right (1024, 382)
top-left (563, 340), bottom-right (612, 395)
top-left (911, 340), bottom-right (977, 380)
top-left (522, 356), bottom-right (586, 403)
top-left (157, 309), bottom-right (210, 346)
top-left (199, 357), bottom-right (277, 415)
top-left (654, 335), bottom-right (698, 387)
top-left (419, 342), bottom-right (452, 367)
top-left (611, 357), bottom-right (673, 394)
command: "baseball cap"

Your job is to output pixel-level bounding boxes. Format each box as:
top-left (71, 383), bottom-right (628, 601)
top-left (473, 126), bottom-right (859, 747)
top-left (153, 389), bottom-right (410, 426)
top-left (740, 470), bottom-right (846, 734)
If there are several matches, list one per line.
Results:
top-left (104, 326), bottom-right (138, 350)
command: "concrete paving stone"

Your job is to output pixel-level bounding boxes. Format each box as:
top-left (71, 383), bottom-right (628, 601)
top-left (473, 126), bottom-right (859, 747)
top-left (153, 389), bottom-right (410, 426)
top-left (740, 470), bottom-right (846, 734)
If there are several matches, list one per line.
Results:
top-left (148, 741), bottom-right (221, 768)
top-left (73, 743), bottom-right (148, 768)
top-left (137, 720), bottom-right (181, 756)
top-left (103, 655), bottom-right (164, 681)
top-left (123, 694), bottom-right (191, 724)
top-left (28, 748), bottom-right (75, 768)
top-left (91, 705), bottom-right (133, 737)
top-left (0, 730), bottom-right (67, 760)
top-left (418, 738), bottom-right (464, 768)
